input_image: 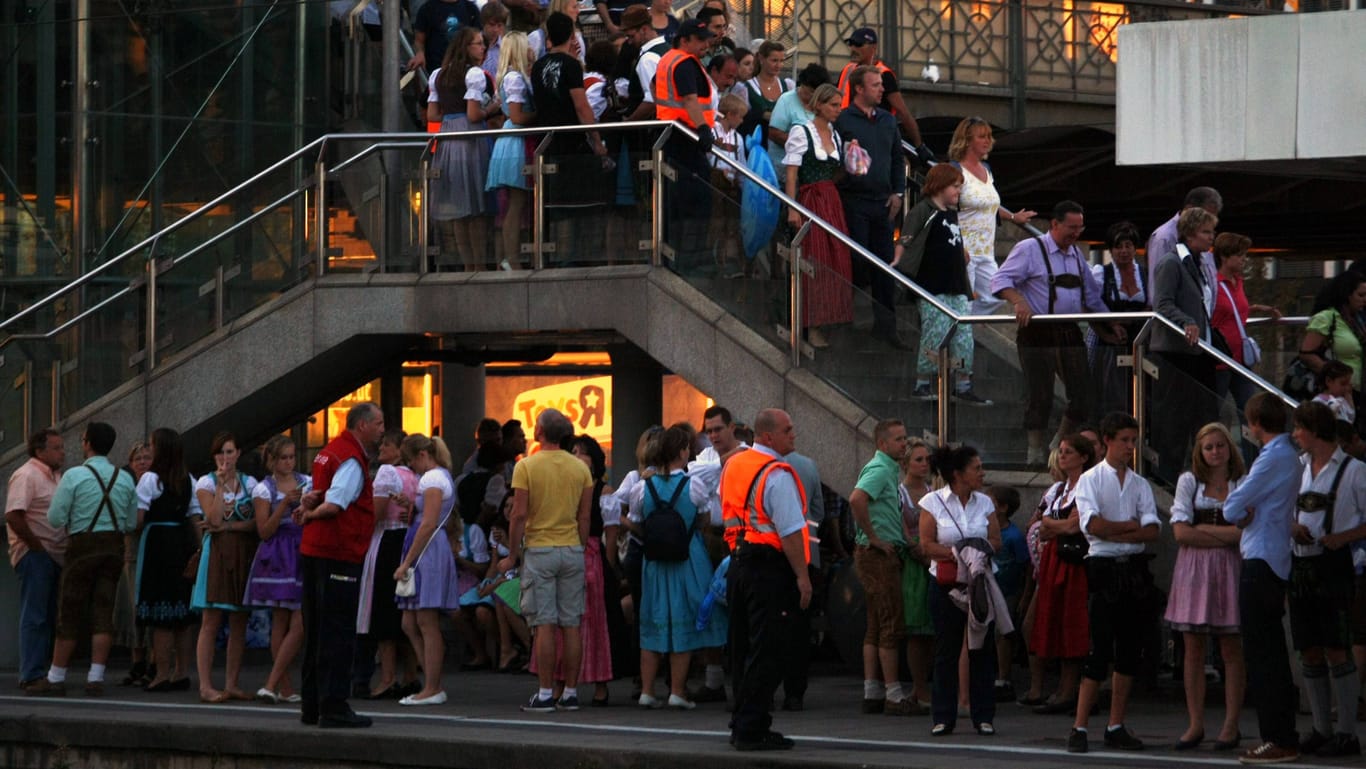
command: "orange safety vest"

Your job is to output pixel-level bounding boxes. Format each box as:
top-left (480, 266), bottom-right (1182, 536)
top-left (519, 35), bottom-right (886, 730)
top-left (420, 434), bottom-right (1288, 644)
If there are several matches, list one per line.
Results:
top-left (654, 49), bottom-right (716, 129)
top-left (720, 448), bottom-right (809, 562)
top-left (837, 60), bottom-right (894, 109)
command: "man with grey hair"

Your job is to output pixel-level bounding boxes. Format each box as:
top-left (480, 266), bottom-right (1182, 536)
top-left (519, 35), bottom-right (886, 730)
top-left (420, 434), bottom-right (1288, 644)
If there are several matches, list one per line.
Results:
top-left (299, 401), bottom-right (385, 728)
top-left (1147, 186), bottom-right (1222, 292)
top-left (499, 408), bottom-right (594, 712)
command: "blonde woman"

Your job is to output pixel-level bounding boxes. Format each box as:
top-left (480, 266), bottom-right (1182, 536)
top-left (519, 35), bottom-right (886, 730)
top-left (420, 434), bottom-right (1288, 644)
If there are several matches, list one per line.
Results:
top-left (947, 117), bottom-right (1036, 314)
top-left (897, 438), bottom-right (934, 708)
top-left (486, 32), bottom-right (536, 270)
top-left (392, 434), bottom-right (459, 706)
top-left (529, 0), bottom-right (585, 61)
top-left (1166, 422), bottom-right (1246, 751)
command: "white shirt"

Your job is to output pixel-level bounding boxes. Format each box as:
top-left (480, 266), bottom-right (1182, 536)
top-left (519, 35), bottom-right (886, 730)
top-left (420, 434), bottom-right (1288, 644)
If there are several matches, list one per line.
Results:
top-left (918, 487), bottom-right (993, 579)
top-left (782, 121), bottom-right (842, 168)
top-left (1295, 449), bottom-right (1366, 558)
top-left (194, 472), bottom-right (260, 520)
top-left (690, 441), bottom-right (750, 526)
top-left (636, 36), bottom-right (670, 104)
top-left (1170, 471), bottom-right (1240, 526)
top-left (1075, 460), bottom-right (1160, 558)
top-left (136, 472), bottom-right (203, 517)
top-left (324, 459), bottom-right (365, 509)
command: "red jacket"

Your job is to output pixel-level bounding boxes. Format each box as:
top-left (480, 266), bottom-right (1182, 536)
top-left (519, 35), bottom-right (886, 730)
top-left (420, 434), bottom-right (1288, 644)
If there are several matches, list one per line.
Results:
top-left (302, 429), bottom-right (374, 563)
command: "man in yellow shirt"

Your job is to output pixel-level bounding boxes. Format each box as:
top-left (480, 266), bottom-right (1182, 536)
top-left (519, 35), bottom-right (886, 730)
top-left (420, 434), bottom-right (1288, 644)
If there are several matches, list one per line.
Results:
top-left (501, 408), bottom-right (593, 712)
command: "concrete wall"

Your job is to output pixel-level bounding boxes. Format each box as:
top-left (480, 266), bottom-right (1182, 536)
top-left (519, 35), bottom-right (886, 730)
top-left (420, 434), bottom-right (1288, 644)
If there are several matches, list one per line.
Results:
top-left (1116, 10), bottom-right (1366, 165)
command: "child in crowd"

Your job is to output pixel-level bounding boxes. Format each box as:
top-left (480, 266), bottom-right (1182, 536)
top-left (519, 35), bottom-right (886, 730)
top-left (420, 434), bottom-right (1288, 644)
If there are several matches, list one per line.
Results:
top-left (709, 94), bottom-right (750, 279)
top-left (988, 485), bottom-right (1027, 703)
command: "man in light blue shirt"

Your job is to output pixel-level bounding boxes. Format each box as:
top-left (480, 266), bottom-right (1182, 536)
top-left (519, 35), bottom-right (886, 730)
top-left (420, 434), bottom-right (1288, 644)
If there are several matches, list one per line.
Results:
top-left (28, 421), bottom-right (136, 697)
top-left (1221, 393), bottom-right (1301, 763)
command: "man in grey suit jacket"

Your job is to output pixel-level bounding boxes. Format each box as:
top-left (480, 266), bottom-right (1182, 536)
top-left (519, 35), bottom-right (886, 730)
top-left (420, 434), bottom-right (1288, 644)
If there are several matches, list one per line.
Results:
top-left (1151, 207), bottom-right (1221, 482)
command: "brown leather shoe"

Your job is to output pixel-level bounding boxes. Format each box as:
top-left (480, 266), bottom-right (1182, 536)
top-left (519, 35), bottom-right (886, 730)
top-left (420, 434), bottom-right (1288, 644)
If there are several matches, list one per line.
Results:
top-left (84, 681), bottom-right (105, 697)
top-left (24, 679), bottom-right (66, 697)
top-left (1239, 741), bottom-right (1301, 764)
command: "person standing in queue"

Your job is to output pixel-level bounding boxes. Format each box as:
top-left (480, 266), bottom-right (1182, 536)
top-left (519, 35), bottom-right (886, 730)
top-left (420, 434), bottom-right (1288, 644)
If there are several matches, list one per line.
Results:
top-left (298, 402), bottom-right (386, 729)
top-left (720, 408), bottom-right (810, 751)
top-left (655, 18), bottom-right (717, 275)
top-left (1221, 393), bottom-right (1302, 765)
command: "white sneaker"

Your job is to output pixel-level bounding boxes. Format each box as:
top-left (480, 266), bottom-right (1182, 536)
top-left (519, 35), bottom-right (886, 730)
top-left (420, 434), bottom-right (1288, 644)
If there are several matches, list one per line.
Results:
top-left (255, 687), bottom-right (280, 704)
top-left (667, 694), bottom-right (696, 710)
top-left (638, 693), bottom-right (661, 709)
top-left (400, 690), bottom-right (448, 706)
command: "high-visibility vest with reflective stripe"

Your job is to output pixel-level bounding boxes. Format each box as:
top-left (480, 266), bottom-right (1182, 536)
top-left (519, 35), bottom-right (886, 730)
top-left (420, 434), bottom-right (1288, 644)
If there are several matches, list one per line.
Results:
top-left (720, 448), bottom-right (809, 562)
top-left (837, 60), bottom-right (893, 109)
top-left (654, 49), bottom-right (715, 129)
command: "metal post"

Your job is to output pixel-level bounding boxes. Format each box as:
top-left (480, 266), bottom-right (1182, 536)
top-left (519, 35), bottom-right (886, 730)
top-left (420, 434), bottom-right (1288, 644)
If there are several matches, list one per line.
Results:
top-left (1132, 325), bottom-right (1150, 475)
top-left (378, 171), bottom-right (389, 273)
top-left (146, 247), bottom-right (158, 372)
top-left (936, 340), bottom-right (952, 447)
top-left (382, 0), bottom-right (401, 133)
top-left (1007, 0), bottom-right (1027, 130)
top-left (315, 159), bottom-right (328, 275)
top-left (214, 266), bottom-right (225, 330)
top-left (650, 125), bottom-right (673, 268)
top-left (72, 0), bottom-right (92, 271)
top-left (419, 150), bottom-right (431, 275)
top-left (532, 133), bottom-right (553, 270)
top-left (789, 222), bottom-right (812, 367)
top-left (20, 361), bottom-right (33, 438)
top-left (45, 360), bottom-right (56, 430)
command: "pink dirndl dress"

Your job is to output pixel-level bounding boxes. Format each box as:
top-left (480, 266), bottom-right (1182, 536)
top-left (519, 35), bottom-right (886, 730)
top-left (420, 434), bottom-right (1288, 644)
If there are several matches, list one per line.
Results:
top-left (1164, 474), bottom-right (1241, 634)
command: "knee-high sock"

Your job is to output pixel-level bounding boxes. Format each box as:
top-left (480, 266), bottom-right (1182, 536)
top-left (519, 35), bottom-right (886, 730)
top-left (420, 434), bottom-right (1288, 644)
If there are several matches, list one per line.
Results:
top-left (1332, 661), bottom-right (1360, 736)
top-left (1303, 662), bottom-right (1333, 737)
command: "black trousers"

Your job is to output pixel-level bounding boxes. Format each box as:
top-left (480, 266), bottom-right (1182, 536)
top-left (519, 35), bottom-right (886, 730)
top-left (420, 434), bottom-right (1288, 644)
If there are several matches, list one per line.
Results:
top-left (781, 565), bottom-right (816, 701)
top-left (1017, 323), bottom-right (1093, 432)
top-left (1240, 558), bottom-right (1299, 749)
top-left (841, 196), bottom-right (897, 336)
top-left (727, 547), bottom-right (802, 739)
top-left (301, 555), bottom-right (362, 718)
top-left (929, 583), bottom-right (996, 728)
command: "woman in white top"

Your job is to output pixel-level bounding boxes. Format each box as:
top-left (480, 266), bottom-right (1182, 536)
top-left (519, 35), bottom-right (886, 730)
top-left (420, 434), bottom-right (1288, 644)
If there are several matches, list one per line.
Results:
top-left (429, 27), bottom-right (500, 271)
top-left (1165, 422), bottom-right (1245, 751)
top-left (392, 434), bottom-right (460, 706)
top-left (485, 32), bottom-right (536, 271)
top-left (919, 445), bottom-right (1001, 737)
top-left (192, 432), bottom-right (259, 703)
top-left (529, 0), bottom-right (586, 61)
top-left (134, 427), bottom-right (200, 692)
top-left (947, 117), bottom-right (1036, 315)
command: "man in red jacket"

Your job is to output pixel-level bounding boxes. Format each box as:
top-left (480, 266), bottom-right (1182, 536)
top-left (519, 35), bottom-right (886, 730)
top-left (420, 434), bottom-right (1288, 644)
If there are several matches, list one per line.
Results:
top-left (298, 402), bottom-right (385, 728)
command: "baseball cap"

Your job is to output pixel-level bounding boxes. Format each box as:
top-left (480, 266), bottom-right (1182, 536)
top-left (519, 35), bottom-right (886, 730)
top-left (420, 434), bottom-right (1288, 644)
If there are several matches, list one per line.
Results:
top-left (619, 5), bottom-right (651, 30)
top-left (677, 18), bottom-right (716, 40)
top-left (846, 27), bottom-right (877, 46)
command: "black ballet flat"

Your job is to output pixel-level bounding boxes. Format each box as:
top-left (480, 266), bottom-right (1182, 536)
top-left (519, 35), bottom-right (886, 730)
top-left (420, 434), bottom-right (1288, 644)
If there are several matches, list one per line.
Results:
top-left (1175, 730), bottom-right (1205, 751)
top-left (1213, 731), bottom-right (1243, 751)
top-left (367, 684), bottom-right (400, 700)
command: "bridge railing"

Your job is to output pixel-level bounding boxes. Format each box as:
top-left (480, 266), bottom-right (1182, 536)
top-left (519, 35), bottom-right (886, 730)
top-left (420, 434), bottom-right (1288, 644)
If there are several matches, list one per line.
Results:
top-left (0, 123), bottom-right (1311, 481)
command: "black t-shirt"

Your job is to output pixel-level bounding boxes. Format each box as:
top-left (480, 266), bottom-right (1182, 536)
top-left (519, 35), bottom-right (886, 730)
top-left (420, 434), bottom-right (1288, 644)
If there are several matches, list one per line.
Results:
top-left (878, 68), bottom-right (899, 114)
top-left (532, 51), bottom-right (587, 153)
top-left (671, 56), bottom-right (710, 101)
top-left (915, 208), bottom-right (970, 297)
top-left (415, 0), bottom-right (481, 70)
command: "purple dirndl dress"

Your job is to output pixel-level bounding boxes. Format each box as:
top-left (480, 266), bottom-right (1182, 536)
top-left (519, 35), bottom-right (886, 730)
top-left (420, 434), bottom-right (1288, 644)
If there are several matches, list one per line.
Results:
top-left (243, 473), bottom-right (308, 610)
top-left (396, 467), bottom-right (461, 611)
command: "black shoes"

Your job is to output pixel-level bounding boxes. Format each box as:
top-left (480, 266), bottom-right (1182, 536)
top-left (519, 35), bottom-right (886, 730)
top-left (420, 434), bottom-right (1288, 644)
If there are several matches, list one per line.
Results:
top-left (781, 695), bottom-right (804, 712)
top-left (732, 730), bottom-right (795, 751)
top-left (1315, 732), bottom-right (1361, 757)
top-left (1066, 728), bottom-right (1088, 753)
top-left (319, 709), bottom-right (373, 729)
top-left (1103, 726), bottom-right (1145, 750)
top-left (1300, 729), bottom-right (1330, 755)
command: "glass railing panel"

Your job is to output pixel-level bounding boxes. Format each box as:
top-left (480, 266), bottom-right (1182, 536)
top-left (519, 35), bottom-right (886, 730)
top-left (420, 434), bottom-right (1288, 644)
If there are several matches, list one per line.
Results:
top-left (537, 125), bottom-right (656, 268)
top-left (55, 272), bottom-right (146, 418)
top-left (1138, 345), bottom-right (1246, 489)
top-left (0, 345), bottom-right (33, 456)
top-left (156, 245), bottom-right (221, 361)
top-left (660, 154), bottom-right (788, 343)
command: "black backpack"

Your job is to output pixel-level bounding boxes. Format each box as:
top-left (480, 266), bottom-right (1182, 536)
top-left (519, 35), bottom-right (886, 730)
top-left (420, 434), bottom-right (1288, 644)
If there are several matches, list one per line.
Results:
top-left (642, 475), bottom-right (691, 562)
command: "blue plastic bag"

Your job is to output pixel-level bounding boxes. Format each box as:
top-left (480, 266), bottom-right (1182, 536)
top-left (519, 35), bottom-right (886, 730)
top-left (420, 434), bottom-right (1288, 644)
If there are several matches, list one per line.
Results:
top-left (695, 555), bottom-right (730, 630)
top-left (740, 126), bottom-right (780, 260)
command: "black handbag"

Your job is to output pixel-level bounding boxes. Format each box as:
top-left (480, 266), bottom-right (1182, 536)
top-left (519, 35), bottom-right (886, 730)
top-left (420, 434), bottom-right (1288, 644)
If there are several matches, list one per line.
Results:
top-left (1056, 533), bottom-right (1089, 565)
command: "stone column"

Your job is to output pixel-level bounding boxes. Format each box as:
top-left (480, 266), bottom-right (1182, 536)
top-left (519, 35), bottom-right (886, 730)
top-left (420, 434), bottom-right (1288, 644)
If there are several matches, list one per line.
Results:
top-left (609, 344), bottom-right (663, 484)
top-left (441, 362), bottom-right (487, 470)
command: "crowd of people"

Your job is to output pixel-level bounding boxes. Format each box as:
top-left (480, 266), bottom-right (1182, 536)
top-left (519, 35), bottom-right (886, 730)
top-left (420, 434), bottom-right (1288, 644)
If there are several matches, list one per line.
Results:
top-left (8, 379), bottom-right (1366, 762)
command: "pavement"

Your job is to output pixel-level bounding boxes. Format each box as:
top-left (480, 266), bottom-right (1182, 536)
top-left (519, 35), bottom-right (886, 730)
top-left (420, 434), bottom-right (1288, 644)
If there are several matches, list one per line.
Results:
top-left (0, 660), bottom-right (1358, 769)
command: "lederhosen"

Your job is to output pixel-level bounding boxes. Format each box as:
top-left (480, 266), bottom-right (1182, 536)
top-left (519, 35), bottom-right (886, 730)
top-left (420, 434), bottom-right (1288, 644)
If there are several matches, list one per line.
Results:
top-left (56, 466), bottom-right (128, 639)
top-left (1016, 236), bottom-right (1094, 430)
top-left (1288, 458), bottom-right (1357, 650)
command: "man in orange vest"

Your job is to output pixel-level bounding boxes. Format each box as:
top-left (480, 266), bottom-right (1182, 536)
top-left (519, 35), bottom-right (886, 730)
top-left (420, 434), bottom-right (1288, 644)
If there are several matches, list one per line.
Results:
top-left (836, 27), bottom-right (934, 165)
top-left (719, 408), bottom-right (810, 751)
top-left (654, 18), bottom-right (718, 274)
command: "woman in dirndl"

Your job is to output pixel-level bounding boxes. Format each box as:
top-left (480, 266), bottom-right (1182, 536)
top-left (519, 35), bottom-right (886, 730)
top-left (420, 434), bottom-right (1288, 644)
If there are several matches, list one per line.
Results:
top-left (192, 431), bottom-right (259, 703)
top-left (428, 27), bottom-right (500, 271)
top-left (485, 32), bottom-right (536, 270)
top-left (361, 430), bottom-right (420, 698)
top-left (134, 427), bottom-right (197, 692)
top-left (1166, 422), bottom-right (1245, 751)
top-left (782, 83), bottom-right (853, 350)
top-left (243, 434), bottom-right (307, 704)
top-left (898, 437), bottom-right (935, 708)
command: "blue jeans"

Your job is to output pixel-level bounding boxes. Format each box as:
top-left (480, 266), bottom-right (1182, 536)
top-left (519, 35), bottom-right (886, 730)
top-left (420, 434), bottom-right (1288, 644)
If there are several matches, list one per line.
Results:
top-left (14, 550), bottom-right (60, 683)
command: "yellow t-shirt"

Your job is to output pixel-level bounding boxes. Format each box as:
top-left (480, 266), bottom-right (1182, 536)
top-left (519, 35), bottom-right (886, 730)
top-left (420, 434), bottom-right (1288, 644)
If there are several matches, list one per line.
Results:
top-left (511, 449), bottom-right (593, 547)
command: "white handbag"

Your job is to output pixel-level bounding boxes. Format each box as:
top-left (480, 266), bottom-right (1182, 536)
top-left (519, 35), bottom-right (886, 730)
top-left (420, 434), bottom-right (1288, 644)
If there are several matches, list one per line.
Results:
top-left (395, 524), bottom-right (440, 598)
top-left (1219, 282), bottom-right (1262, 367)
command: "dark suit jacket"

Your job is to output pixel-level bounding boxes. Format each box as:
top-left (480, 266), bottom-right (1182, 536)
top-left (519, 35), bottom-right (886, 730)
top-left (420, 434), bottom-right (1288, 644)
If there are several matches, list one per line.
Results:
top-left (1152, 245), bottom-right (1211, 355)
